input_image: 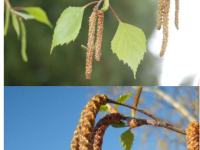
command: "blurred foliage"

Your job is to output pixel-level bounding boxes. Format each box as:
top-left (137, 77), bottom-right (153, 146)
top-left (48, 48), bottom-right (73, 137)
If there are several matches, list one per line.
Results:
top-left (4, 0), bottom-right (161, 85)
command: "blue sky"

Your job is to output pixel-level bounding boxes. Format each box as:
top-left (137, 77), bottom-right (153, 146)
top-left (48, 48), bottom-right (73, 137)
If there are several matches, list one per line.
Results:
top-left (5, 87), bottom-right (196, 150)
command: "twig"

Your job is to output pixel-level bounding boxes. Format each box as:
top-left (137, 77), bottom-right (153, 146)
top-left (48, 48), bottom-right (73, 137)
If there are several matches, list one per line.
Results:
top-left (137, 87), bottom-right (196, 122)
top-left (125, 117), bottom-right (186, 135)
top-left (108, 98), bottom-right (159, 121)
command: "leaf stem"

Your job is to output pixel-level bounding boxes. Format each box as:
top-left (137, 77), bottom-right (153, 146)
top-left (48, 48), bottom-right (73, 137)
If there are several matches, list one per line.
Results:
top-left (109, 5), bottom-right (121, 22)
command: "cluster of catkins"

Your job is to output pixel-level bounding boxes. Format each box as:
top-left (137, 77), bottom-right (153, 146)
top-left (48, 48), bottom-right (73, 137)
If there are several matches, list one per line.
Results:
top-left (86, 6), bottom-right (105, 80)
top-left (186, 121), bottom-right (199, 150)
top-left (157, 0), bottom-right (179, 56)
top-left (70, 95), bottom-right (123, 150)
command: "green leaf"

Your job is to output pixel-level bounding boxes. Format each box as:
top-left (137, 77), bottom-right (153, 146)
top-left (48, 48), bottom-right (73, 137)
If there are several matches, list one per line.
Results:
top-left (100, 104), bottom-right (111, 112)
top-left (11, 13), bottom-right (20, 39)
top-left (111, 22), bottom-right (146, 79)
top-left (19, 20), bottom-right (28, 62)
top-left (12, 10), bottom-right (35, 20)
top-left (120, 129), bottom-right (134, 150)
top-left (101, 0), bottom-right (109, 12)
top-left (23, 7), bottom-right (52, 28)
top-left (111, 121), bottom-right (126, 128)
top-left (115, 92), bottom-right (134, 109)
top-left (51, 6), bottom-right (85, 54)
top-left (4, 4), bottom-right (10, 36)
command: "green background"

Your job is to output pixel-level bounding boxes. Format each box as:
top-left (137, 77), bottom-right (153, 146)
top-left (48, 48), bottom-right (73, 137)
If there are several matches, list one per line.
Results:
top-left (4, 0), bottom-right (161, 85)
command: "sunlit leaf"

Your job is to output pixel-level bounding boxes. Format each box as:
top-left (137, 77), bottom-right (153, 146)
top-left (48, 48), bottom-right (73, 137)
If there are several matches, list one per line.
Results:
top-left (11, 13), bottom-right (20, 39)
top-left (23, 7), bottom-right (52, 28)
top-left (19, 20), bottom-right (28, 62)
top-left (51, 6), bottom-right (85, 54)
top-left (12, 10), bottom-right (35, 20)
top-left (4, 4), bottom-right (10, 36)
top-left (120, 129), bottom-right (134, 150)
top-left (115, 92), bottom-right (134, 108)
top-left (111, 22), bottom-right (146, 79)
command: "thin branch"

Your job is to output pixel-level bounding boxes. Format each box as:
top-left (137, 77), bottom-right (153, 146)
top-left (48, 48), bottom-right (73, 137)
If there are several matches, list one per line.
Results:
top-left (108, 98), bottom-right (159, 121)
top-left (138, 87), bottom-right (196, 122)
top-left (125, 117), bottom-right (186, 135)
top-left (85, 1), bottom-right (99, 8)
top-left (12, 7), bottom-right (24, 11)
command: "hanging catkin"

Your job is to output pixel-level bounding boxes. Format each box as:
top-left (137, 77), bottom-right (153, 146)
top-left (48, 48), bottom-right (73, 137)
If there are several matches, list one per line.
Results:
top-left (95, 10), bottom-right (104, 62)
top-left (186, 121), bottom-right (199, 150)
top-left (160, 0), bottom-right (171, 57)
top-left (91, 113), bottom-right (123, 150)
top-left (157, 0), bottom-right (164, 30)
top-left (175, 0), bottom-right (179, 30)
top-left (86, 7), bottom-right (98, 80)
top-left (77, 94), bottom-right (108, 150)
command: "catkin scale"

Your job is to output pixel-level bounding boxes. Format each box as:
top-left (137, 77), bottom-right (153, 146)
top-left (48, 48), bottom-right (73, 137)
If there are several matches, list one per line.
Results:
top-left (95, 10), bottom-right (104, 62)
top-left (157, 0), bottom-right (164, 30)
top-left (160, 0), bottom-right (171, 56)
top-left (86, 7), bottom-right (98, 80)
top-left (72, 94), bottom-right (108, 150)
top-left (91, 113), bottom-right (123, 150)
top-left (175, 0), bottom-right (179, 30)
top-left (186, 121), bottom-right (199, 150)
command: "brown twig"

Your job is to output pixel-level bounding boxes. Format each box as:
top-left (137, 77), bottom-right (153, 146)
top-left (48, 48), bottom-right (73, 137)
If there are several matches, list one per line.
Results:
top-left (108, 99), bottom-right (159, 121)
top-left (125, 117), bottom-right (186, 135)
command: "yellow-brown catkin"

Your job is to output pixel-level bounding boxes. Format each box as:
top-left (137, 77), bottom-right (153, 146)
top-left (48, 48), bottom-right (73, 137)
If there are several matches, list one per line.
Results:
top-left (85, 7), bottom-right (98, 80)
top-left (91, 113), bottom-right (123, 150)
top-left (79, 95), bottom-right (108, 150)
top-left (160, 0), bottom-right (171, 57)
top-left (70, 108), bottom-right (87, 150)
top-left (186, 121), bottom-right (199, 150)
top-left (175, 0), bottom-right (179, 30)
top-left (157, 0), bottom-right (164, 30)
top-left (95, 10), bottom-right (104, 62)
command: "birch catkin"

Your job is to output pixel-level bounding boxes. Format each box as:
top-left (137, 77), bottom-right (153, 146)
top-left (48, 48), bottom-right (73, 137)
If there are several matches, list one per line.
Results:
top-left (91, 113), bottom-right (123, 150)
top-left (186, 121), bottom-right (199, 150)
top-left (160, 0), bottom-right (171, 57)
top-left (157, 0), bottom-right (164, 30)
top-left (78, 95), bottom-right (108, 150)
top-left (175, 0), bottom-right (179, 30)
top-left (86, 7), bottom-right (98, 80)
top-left (95, 10), bottom-right (104, 62)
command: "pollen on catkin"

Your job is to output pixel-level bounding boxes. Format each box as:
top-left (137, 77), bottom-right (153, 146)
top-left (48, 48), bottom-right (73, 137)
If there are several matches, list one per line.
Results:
top-left (86, 7), bottom-right (98, 80)
top-left (186, 121), bottom-right (199, 150)
top-left (157, 0), bottom-right (164, 30)
top-left (91, 113), bottom-right (123, 150)
top-left (79, 95), bottom-right (108, 150)
top-left (175, 0), bottom-right (179, 30)
top-left (160, 0), bottom-right (171, 57)
top-left (95, 10), bottom-right (104, 62)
